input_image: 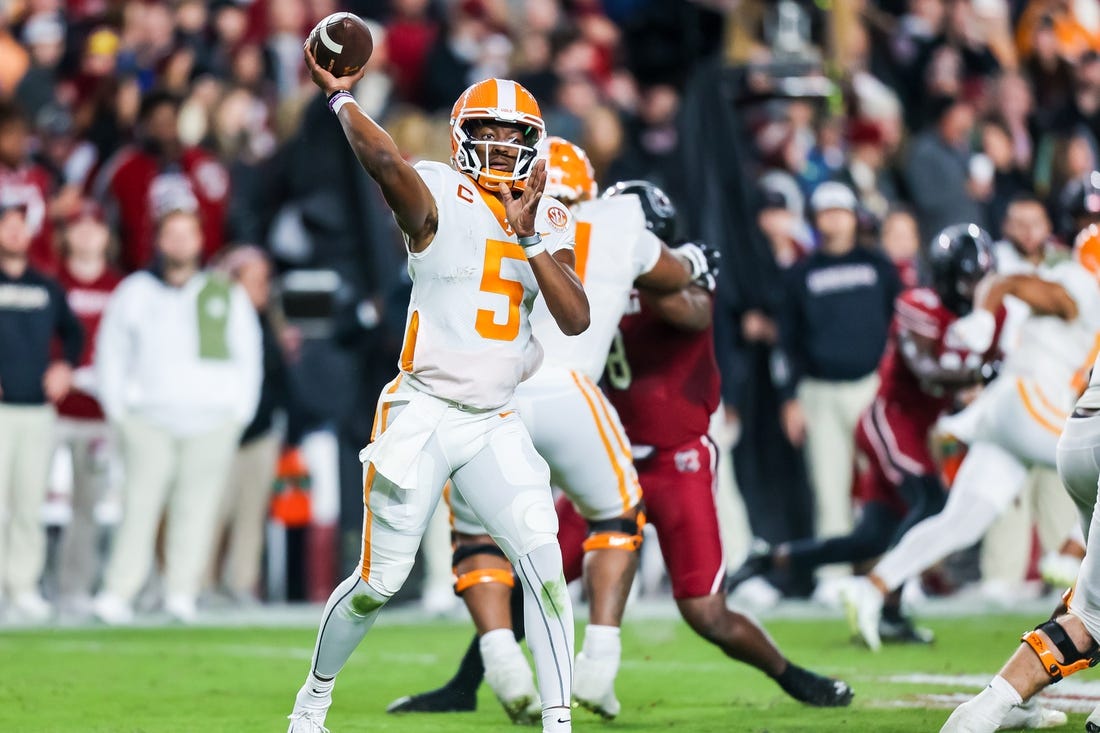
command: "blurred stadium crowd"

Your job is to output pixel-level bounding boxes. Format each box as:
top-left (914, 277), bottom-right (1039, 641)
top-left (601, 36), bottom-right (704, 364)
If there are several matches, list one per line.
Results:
top-left (1, 0), bottom-right (1100, 624)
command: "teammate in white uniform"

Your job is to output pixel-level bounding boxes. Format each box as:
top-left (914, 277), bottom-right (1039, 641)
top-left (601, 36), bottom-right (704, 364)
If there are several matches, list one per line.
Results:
top-left (287, 50), bottom-right (590, 733)
top-left (843, 224), bottom-right (1100, 652)
top-left (940, 225), bottom-right (1100, 733)
top-left (442, 138), bottom-right (712, 721)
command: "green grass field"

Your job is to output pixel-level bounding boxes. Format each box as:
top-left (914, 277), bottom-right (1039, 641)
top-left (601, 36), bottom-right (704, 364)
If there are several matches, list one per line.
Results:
top-left (0, 610), bottom-right (1094, 732)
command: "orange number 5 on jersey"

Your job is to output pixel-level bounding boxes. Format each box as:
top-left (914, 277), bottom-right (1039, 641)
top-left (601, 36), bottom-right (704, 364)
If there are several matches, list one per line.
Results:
top-left (476, 239), bottom-right (527, 341)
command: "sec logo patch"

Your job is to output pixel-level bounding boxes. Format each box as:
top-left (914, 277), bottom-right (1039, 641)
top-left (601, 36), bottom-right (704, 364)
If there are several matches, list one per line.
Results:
top-left (546, 206), bottom-right (568, 231)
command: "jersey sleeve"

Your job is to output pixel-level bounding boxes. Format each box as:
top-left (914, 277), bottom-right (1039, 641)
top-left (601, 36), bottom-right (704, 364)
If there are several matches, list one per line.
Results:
top-left (412, 160), bottom-right (450, 201)
top-left (1057, 263), bottom-right (1100, 317)
top-left (536, 197), bottom-right (574, 255)
top-left (893, 288), bottom-right (944, 342)
top-left (632, 229), bottom-right (663, 278)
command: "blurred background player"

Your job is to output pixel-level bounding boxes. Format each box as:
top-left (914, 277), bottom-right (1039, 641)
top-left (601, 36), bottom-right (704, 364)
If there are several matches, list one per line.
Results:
top-left (389, 180), bottom-right (853, 720)
top-left (844, 222), bottom-right (1100, 651)
top-left (92, 204), bottom-right (262, 625)
top-left (941, 227), bottom-right (1100, 733)
top-left (729, 224), bottom-right (1002, 643)
top-left (394, 141), bottom-right (707, 722)
top-left (53, 201), bottom-right (122, 616)
top-left (288, 54), bottom-right (589, 733)
top-left (0, 188), bottom-right (82, 622)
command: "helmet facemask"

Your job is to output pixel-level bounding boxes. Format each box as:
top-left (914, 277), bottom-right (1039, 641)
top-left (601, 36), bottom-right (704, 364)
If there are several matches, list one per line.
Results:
top-left (452, 118), bottom-right (543, 189)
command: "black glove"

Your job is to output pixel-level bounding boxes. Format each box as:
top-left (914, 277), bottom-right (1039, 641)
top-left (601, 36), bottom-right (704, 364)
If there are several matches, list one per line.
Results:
top-left (675, 241), bottom-right (721, 292)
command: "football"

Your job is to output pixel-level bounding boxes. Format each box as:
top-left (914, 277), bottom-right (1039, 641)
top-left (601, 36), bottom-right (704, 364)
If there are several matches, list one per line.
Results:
top-left (308, 12), bottom-right (374, 78)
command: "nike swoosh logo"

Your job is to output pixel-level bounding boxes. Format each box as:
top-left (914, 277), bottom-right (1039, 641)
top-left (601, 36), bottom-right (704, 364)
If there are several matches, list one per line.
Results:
top-left (557, 718), bottom-right (570, 724)
top-left (499, 410), bottom-right (514, 419)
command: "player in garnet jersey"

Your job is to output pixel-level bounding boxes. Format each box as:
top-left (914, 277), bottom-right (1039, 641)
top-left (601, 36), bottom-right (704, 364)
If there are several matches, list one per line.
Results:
top-left (386, 183), bottom-right (854, 717)
top-left (729, 224), bottom-right (1003, 643)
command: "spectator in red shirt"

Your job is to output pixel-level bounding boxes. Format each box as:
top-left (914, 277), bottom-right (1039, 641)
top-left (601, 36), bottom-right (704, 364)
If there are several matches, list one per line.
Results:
top-left (0, 103), bottom-right (56, 274)
top-left (95, 91), bottom-right (229, 272)
top-left (53, 201), bottom-right (123, 616)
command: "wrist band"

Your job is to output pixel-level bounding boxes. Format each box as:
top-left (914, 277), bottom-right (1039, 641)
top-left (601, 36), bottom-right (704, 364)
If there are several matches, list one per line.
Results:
top-left (518, 233), bottom-right (545, 258)
top-left (327, 90), bottom-right (356, 115)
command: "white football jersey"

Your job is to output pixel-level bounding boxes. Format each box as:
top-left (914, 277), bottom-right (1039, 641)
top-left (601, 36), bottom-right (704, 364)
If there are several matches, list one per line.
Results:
top-left (397, 161), bottom-right (575, 410)
top-left (1004, 260), bottom-right (1100, 389)
top-left (529, 194), bottom-right (662, 381)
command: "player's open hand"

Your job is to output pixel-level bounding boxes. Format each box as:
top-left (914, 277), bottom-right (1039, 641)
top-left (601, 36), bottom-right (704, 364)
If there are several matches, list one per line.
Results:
top-left (498, 159), bottom-right (545, 239)
top-left (303, 42), bottom-right (366, 97)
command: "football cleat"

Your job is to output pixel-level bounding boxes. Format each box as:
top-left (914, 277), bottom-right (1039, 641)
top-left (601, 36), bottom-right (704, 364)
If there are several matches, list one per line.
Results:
top-left (1038, 552), bottom-right (1082, 590)
top-left (287, 709), bottom-right (329, 733)
top-left (1086, 701), bottom-right (1100, 732)
top-left (573, 651), bottom-right (621, 719)
top-left (878, 614), bottom-right (935, 645)
top-left (1000, 699), bottom-right (1066, 729)
top-left (775, 664), bottom-right (853, 707)
top-left (482, 642), bottom-right (541, 724)
top-left (288, 684), bottom-right (331, 733)
top-left (386, 684), bottom-right (477, 714)
top-left (841, 577), bottom-right (884, 652)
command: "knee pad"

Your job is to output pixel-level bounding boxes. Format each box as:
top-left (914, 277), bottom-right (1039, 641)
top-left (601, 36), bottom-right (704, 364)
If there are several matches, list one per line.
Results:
top-left (451, 543), bottom-right (514, 595)
top-left (1021, 615), bottom-right (1100, 682)
top-left (582, 511), bottom-right (646, 553)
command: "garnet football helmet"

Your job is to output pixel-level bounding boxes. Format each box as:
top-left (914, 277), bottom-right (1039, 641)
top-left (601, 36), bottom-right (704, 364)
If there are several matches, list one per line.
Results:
top-left (601, 180), bottom-right (677, 243)
top-left (450, 78), bottom-right (545, 189)
top-left (928, 223), bottom-right (995, 316)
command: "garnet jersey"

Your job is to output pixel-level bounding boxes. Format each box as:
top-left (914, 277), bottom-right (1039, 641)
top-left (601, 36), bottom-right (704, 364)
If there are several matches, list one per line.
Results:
top-left (876, 287), bottom-right (1000, 430)
top-left (0, 163), bottom-right (55, 274)
top-left (54, 264), bottom-right (124, 419)
top-left (96, 146), bottom-right (229, 271)
top-left (530, 193), bottom-right (661, 381)
top-left (604, 290), bottom-right (720, 449)
top-left (397, 160), bottom-right (575, 411)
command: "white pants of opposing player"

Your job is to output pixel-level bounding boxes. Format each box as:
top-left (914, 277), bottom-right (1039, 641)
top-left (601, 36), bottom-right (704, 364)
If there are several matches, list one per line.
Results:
top-left (450, 367), bottom-right (641, 535)
top-left (309, 375), bottom-right (574, 711)
top-left (876, 376), bottom-right (1070, 591)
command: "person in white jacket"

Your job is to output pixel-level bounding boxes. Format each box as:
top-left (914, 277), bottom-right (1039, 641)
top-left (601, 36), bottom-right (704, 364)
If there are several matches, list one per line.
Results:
top-left (91, 206), bottom-right (262, 624)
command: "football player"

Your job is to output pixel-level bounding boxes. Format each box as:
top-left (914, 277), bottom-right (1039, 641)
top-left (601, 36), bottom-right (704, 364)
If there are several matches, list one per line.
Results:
top-left (941, 226), bottom-right (1100, 733)
top-left (844, 223), bottom-right (1100, 654)
top-left (390, 140), bottom-right (710, 721)
top-left (288, 53), bottom-right (589, 733)
top-left (388, 180), bottom-right (854, 720)
top-left (729, 224), bottom-right (1003, 645)
top-left (428, 139), bottom-right (712, 722)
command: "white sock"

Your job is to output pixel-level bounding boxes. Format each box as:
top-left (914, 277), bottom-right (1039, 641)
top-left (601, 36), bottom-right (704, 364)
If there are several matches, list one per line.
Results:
top-left (305, 672), bottom-right (334, 701)
top-left (479, 628), bottom-right (521, 664)
top-left (542, 705), bottom-right (571, 732)
top-left (988, 675), bottom-right (1023, 706)
top-left (956, 675), bottom-right (1021, 728)
top-left (581, 625), bottom-right (621, 661)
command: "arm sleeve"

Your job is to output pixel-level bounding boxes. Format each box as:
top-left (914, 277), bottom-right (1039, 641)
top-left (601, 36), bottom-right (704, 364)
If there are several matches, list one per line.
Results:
top-left (633, 230), bottom-right (663, 278)
top-left (229, 286), bottom-right (264, 426)
top-left (53, 281), bottom-right (84, 366)
top-left (94, 282), bottom-right (131, 421)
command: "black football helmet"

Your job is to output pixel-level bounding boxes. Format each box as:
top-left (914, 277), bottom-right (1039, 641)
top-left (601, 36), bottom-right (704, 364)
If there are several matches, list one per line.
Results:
top-left (1058, 170), bottom-right (1100, 239)
top-left (927, 223), bottom-right (995, 316)
top-left (601, 180), bottom-right (677, 243)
